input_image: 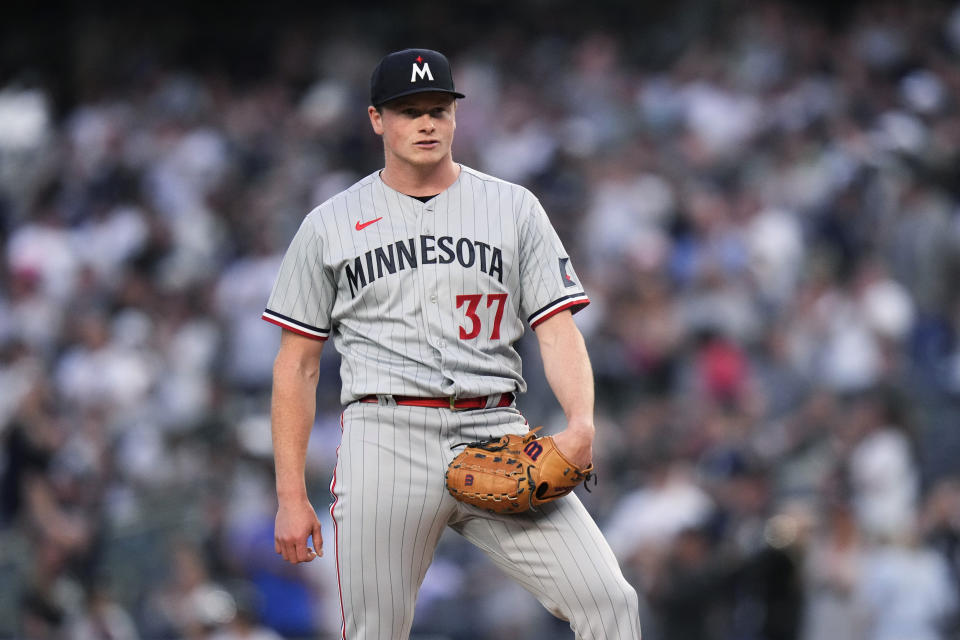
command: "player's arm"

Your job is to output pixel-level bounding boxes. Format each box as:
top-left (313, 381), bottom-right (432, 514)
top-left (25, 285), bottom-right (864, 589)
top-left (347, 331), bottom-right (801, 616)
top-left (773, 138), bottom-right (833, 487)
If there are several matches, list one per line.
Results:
top-left (533, 309), bottom-right (595, 468)
top-left (272, 328), bottom-right (326, 564)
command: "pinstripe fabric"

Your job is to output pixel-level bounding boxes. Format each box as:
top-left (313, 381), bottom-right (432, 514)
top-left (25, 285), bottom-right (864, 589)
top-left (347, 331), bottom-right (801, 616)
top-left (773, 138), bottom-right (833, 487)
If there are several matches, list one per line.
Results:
top-left (263, 166), bottom-right (589, 405)
top-left (332, 404), bottom-right (641, 639)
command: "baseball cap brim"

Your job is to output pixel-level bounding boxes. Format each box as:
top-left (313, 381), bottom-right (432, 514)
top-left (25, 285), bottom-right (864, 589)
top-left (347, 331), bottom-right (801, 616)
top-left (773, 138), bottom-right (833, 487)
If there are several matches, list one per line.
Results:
top-left (374, 87), bottom-right (466, 108)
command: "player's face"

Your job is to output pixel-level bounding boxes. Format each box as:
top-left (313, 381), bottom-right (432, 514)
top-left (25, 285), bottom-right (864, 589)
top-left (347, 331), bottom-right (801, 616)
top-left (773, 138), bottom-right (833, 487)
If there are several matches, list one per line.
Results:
top-left (369, 93), bottom-right (457, 169)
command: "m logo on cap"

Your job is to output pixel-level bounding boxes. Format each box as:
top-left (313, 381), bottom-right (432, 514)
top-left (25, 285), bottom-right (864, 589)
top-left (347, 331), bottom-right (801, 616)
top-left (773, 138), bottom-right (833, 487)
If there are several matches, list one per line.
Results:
top-left (411, 62), bottom-right (434, 82)
top-left (371, 49), bottom-right (465, 107)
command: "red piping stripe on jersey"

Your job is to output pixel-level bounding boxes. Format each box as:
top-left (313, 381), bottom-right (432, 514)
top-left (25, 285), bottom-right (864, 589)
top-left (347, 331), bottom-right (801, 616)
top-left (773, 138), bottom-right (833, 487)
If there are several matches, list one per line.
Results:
top-left (262, 314), bottom-right (329, 341)
top-left (530, 297), bottom-right (591, 329)
top-left (330, 412), bottom-right (346, 640)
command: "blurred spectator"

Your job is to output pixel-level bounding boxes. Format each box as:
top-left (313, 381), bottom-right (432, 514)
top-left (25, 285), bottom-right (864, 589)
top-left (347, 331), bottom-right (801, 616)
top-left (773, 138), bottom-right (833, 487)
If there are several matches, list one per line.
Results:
top-left (214, 243), bottom-right (282, 392)
top-left (856, 538), bottom-right (958, 640)
top-left (208, 606), bottom-right (284, 640)
top-left (845, 390), bottom-right (919, 543)
top-left (69, 585), bottom-right (140, 640)
top-left (921, 477), bottom-right (960, 636)
top-left (141, 542), bottom-right (238, 639)
top-left (647, 526), bottom-right (737, 640)
top-left (803, 502), bottom-right (863, 640)
top-left (605, 460), bottom-right (715, 568)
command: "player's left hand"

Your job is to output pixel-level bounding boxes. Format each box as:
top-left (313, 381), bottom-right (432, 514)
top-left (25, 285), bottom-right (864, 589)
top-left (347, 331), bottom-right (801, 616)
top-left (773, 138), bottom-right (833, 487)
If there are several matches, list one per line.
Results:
top-left (552, 424), bottom-right (594, 469)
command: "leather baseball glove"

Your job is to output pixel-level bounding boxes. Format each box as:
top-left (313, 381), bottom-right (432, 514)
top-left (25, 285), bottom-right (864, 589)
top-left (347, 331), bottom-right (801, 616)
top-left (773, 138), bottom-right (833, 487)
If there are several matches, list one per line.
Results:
top-left (445, 427), bottom-right (594, 514)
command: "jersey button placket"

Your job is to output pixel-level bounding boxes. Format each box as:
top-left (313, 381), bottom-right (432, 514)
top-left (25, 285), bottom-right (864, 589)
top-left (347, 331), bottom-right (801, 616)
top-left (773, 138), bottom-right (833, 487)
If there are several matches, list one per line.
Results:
top-left (424, 200), bottom-right (434, 233)
top-left (417, 199), bottom-right (444, 360)
top-left (427, 198), bottom-right (454, 388)
top-left (425, 201), bottom-right (450, 376)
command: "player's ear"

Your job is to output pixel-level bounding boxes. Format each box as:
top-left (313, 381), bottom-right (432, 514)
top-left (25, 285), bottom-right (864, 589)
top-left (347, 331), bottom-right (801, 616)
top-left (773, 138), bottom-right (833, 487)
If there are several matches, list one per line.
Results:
top-left (368, 106), bottom-right (384, 135)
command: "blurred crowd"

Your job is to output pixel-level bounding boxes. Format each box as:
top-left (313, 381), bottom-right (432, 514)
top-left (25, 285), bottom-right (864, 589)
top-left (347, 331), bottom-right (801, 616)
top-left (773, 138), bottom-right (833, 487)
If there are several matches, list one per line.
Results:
top-left (3, 0), bottom-right (960, 638)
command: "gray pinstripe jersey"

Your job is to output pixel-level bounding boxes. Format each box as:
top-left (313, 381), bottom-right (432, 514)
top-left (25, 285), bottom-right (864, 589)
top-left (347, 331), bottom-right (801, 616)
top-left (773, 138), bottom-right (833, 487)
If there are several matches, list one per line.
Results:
top-left (262, 165), bottom-right (589, 405)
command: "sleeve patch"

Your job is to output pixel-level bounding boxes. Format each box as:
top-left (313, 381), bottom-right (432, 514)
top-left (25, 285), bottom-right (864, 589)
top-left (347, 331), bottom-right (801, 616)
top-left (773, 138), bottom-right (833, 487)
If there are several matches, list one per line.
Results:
top-left (559, 257), bottom-right (577, 288)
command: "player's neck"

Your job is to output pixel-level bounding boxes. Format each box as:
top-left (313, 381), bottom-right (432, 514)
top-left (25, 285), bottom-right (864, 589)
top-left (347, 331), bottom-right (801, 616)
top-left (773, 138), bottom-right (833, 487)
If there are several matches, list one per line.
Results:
top-left (380, 157), bottom-right (460, 197)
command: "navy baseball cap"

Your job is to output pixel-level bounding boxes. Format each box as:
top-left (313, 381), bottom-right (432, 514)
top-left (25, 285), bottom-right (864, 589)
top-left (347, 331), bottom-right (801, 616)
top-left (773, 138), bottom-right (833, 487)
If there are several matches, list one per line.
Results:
top-left (370, 48), bottom-right (465, 107)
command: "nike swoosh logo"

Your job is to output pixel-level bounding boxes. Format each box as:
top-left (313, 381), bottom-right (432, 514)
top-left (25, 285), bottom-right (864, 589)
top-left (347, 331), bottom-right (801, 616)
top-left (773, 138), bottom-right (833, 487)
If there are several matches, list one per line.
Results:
top-left (355, 217), bottom-right (383, 231)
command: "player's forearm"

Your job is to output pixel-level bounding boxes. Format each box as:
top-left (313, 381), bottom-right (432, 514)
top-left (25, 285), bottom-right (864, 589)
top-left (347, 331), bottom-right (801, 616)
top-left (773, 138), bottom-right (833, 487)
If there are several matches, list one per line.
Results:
top-left (535, 313), bottom-right (595, 435)
top-left (271, 352), bottom-right (320, 502)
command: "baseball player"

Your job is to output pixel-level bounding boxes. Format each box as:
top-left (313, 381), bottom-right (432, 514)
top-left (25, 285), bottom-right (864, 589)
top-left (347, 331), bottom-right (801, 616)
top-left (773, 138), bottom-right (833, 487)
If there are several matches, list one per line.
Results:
top-left (264, 48), bottom-right (641, 639)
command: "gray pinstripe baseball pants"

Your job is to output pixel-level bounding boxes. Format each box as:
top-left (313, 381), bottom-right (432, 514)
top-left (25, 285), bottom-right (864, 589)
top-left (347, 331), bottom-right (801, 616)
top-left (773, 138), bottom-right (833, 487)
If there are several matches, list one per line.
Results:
top-left (330, 402), bottom-right (641, 639)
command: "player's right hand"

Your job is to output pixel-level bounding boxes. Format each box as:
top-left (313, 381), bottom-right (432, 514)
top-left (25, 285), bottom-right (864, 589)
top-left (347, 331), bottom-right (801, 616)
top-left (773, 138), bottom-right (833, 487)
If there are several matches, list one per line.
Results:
top-left (275, 498), bottom-right (323, 564)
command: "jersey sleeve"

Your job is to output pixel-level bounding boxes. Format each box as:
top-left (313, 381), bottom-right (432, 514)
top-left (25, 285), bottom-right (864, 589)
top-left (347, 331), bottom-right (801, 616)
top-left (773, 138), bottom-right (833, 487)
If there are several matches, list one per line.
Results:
top-left (262, 215), bottom-right (335, 340)
top-left (518, 193), bottom-right (590, 329)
